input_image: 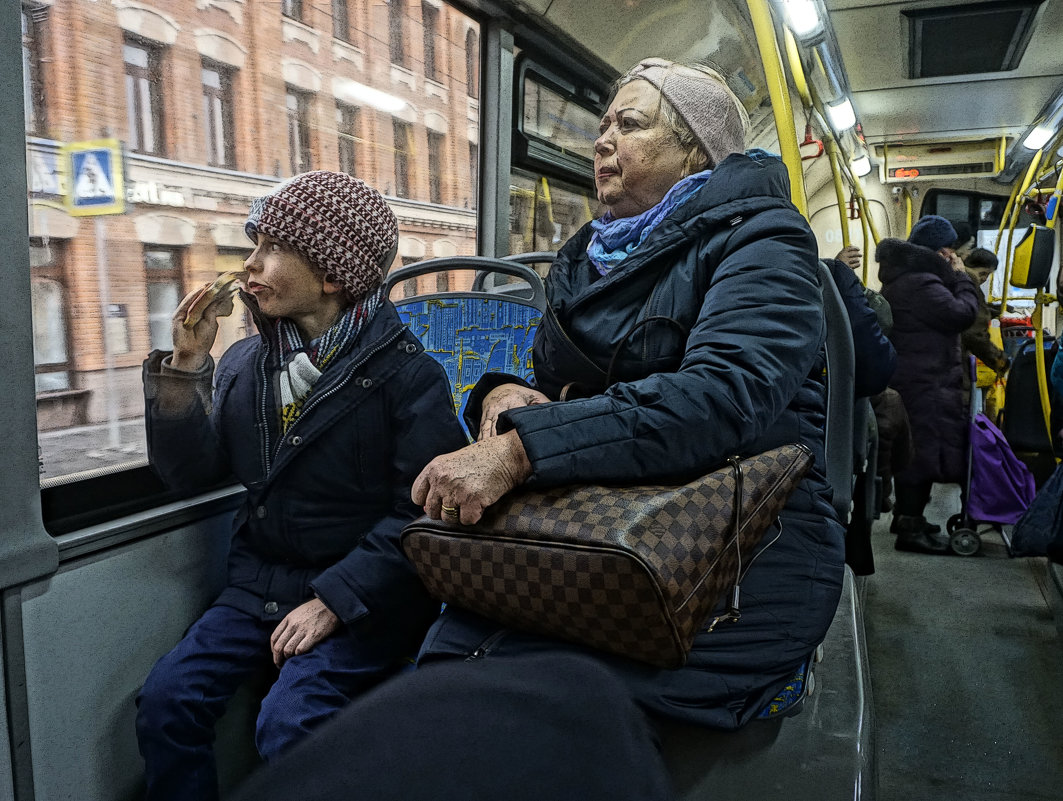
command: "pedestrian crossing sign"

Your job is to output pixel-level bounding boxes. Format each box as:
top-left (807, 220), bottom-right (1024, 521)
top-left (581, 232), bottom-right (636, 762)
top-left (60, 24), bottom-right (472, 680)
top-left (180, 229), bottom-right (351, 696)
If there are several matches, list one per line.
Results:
top-left (60, 139), bottom-right (125, 216)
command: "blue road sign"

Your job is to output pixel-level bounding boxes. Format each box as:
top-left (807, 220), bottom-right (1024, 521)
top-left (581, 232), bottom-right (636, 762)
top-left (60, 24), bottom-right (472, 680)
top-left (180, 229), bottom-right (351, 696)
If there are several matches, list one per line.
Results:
top-left (61, 139), bottom-right (125, 216)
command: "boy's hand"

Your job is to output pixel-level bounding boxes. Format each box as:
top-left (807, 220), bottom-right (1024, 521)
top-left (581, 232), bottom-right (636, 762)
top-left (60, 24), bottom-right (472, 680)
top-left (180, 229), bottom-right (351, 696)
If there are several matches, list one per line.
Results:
top-left (169, 281), bottom-right (236, 372)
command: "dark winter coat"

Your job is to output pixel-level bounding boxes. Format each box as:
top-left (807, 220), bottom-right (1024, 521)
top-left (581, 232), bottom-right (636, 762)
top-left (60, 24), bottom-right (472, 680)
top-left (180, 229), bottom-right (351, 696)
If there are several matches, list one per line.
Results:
top-left (877, 238), bottom-right (980, 485)
top-left (419, 152), bottom-right (846, 730)
top-left (824, 258), bottom-right (896, 397)
top-left (144, 301), bottom-right (467, 653)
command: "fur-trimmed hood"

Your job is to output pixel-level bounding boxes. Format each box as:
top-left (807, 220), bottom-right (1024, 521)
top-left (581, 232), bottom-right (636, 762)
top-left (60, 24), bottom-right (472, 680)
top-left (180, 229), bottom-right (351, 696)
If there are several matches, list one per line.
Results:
top-left (876, 237), bottom-right (952, 285)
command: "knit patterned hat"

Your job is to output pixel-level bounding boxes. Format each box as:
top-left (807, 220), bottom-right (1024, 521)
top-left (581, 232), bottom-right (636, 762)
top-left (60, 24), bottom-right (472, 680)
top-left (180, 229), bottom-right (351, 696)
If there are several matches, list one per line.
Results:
top-left (625, 58), bottom-right (748, 169)
top-left (245, 171), bottom-right (399, 299)
top-left (908, 214), bottom-right (958, 251)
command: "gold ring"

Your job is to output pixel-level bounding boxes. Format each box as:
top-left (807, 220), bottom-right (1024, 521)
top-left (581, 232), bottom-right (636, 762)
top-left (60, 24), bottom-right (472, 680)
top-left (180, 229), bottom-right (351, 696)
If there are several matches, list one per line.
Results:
top-left (441, 505), bottom-right (458, 516)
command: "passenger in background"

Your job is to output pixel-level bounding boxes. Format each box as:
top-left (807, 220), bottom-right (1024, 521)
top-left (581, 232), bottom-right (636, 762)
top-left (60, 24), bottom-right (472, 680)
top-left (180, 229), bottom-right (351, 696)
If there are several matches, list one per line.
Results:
top-left (878, 215), bottom-right (980, 553)
top-left (232, 57), bottom-right (844, 800)
top-left (824, 251), bottom-right (897, 573)
top-left (136, 171), bottom-right (466, 801)
top-left (837, 244), bottom-right (893, 334)
top-left (961, 247), bottom-right (1009, 377)
top-left (825, 250), bottom-right (896, 398)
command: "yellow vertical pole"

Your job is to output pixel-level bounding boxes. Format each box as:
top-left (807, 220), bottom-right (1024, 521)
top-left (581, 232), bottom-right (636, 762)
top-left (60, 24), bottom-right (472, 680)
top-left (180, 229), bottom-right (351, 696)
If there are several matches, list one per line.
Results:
top-left (827, 140), bottom-right (850, 247)
top-left (903, 189), bottom-right (913, 238)
top-left (1001, 150), bottom-right (1044, 309)
top-left (747, 0), bottom-right (807, 217)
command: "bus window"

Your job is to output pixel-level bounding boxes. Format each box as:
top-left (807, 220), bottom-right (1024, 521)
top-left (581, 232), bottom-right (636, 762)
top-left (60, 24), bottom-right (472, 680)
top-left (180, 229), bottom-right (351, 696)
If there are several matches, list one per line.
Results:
top-left (509, 172), bottom-right (595, 261)
top-left (26, 0), bottom-right (482, 527)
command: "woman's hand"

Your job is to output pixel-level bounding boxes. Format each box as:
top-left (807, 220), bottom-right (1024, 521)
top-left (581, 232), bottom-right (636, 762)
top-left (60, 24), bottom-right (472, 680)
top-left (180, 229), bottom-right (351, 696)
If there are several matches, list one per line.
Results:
top-left (478, 384), bottom-right (550, 440)
top-left (169, 283), bottom-right (235, 372)
top-left (939, 248), bottom-right (967, 273)
top-left (269, 598), bottom-right (340, 668)
top-left (412, 430), bottom-right (532, 524)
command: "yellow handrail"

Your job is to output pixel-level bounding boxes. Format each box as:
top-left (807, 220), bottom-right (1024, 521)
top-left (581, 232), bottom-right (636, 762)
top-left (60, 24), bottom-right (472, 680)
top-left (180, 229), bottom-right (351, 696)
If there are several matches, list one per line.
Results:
top-left (1000, 149), bottom-right (1044, 309)
top-left (783, 29), bottom-right (813, 109)
top-left (903, 188), bottom-right (913, 238)
top-left (827, 139), bottom-right (850, 248)
top-left (747, 0), bottom-right (807, 217)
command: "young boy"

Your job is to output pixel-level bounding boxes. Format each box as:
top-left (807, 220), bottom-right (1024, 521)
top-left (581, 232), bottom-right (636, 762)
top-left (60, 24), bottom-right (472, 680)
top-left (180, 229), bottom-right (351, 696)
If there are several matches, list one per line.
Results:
top-left (136, 171), bottom-right (466, 801)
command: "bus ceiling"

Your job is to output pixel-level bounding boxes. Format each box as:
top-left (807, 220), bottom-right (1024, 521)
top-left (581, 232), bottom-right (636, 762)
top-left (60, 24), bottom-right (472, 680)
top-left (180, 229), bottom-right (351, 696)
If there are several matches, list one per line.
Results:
top-left (491, 0), bottom-right (1063, 188)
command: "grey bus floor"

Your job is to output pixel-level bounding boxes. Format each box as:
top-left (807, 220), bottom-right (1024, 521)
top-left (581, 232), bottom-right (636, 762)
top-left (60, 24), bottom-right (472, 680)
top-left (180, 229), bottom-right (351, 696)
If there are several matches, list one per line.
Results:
top-left (867, 484), bottom-right (1063, 801)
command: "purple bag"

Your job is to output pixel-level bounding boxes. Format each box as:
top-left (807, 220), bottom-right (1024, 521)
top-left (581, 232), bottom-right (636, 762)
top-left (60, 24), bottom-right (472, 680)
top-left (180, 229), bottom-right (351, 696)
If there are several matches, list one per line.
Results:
top-left (968, 413), bottom-right (1036, 524)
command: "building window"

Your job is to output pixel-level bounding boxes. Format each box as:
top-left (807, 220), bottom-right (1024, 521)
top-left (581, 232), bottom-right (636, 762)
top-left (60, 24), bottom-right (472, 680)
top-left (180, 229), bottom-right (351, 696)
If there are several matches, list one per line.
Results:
top-left (465, 29), bottom-right (479, 99)
top-left (422, 2), bottom-right (438, 80)
top-left (124, 39), bottom-right (165, 156)
top-left (469, 141), bottom-right (478, 209)
top-left (337, 103), bottom-right (360, 176)
top-left (202, 61), bottom-right (235, 168)
top-left (22, 5), bottom-right (48, 134)
top-left (333, 0), bottom-right (350, 42)
top-left (393, 120), bottom-right (412, 198)
top-left (388, 0), bottom-right (405, 66)
top-left (282, 0), bottom-right (303, 22)
top-left (287, 87), bottom-right (312, 175)
top-left (435, 272), bottom-right (449, 292)
top-left (30, 240), bottom-right (71, 393)
top-left (427, 131), bottom-right (444, 204)
top-left (145, 249), bottom-right (182, 352)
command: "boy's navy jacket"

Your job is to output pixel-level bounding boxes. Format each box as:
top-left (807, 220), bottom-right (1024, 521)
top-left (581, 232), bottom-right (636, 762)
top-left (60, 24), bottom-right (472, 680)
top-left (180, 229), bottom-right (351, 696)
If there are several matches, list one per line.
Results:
top-left (144, 301), bottom-right (467, 651)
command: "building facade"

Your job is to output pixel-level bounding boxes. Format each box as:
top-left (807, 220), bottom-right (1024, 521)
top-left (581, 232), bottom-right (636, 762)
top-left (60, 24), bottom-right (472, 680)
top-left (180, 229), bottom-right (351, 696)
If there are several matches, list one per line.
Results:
top-left (23, 0), bottom-right (481, 431)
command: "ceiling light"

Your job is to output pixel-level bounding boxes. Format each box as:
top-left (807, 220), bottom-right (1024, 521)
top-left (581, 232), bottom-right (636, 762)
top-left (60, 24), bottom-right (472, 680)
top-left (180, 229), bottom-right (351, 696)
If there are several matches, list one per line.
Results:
top-left (851, 155), bottom-right (872, 177)
top-left (1023, 124), bottom-right (1054, 150)
top-left (782, 0), bottom-right (822, 39)
top-left (826, 97), bottom-right (856, 132)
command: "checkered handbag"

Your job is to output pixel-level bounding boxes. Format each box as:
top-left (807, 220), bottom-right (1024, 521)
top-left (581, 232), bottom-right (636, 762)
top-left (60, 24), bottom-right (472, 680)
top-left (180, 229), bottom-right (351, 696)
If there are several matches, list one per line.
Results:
top-left (401, 443), bottom-right (812, 668)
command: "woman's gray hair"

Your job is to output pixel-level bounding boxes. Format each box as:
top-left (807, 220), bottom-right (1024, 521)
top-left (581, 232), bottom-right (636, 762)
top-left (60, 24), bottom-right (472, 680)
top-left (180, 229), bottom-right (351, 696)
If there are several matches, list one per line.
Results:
top-left (613, 59), bottom-right (749, 174)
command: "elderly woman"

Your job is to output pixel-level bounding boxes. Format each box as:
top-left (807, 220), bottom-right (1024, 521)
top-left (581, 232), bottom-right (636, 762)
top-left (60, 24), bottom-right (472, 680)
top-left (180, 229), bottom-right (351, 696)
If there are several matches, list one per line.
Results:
top-left (878, 216), bottom-right (980, 553)
top-left (414, 58), bottom-right (844, 727)
top-left (232, 60), bottom-right (844, 800)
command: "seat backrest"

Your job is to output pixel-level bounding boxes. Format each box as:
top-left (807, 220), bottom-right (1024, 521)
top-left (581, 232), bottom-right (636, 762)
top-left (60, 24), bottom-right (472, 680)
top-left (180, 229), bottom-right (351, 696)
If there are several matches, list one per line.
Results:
top-left (818, 260), bottom-right (856, 522)
top-left (384, 257), bottom-right (547, 436)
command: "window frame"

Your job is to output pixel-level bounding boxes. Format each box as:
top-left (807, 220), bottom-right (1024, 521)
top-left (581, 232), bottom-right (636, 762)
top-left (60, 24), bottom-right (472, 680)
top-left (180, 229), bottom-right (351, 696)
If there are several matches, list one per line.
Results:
top-left (427, 130), bottom-right (445, 204)
top-left (336, 102), bottom-right (360, 177)
top-left (388, 0), bottom-right (406, 67)
top-left (392, 119), bottom-right (412, 198)
top-left (22, 3), bottom-right (48, 135)
top-left (29, 239), bottom-right (72, 393)
top-left (282, 0), bottom-right (303, 23)
top-left (124, 37), bottom-right (166, 157)
top-left (422, 1), bottom-right (438, 81)
top-left (332, 0), bottom-right (350, 42)
top-left (144, 247), bottom-right (184, 353)
top-left (511, 55), bottom-right (602, 189)
top-left (201, 60), bottom-right (236, 169)
top-left (287, 86), bottom-right (313, 176)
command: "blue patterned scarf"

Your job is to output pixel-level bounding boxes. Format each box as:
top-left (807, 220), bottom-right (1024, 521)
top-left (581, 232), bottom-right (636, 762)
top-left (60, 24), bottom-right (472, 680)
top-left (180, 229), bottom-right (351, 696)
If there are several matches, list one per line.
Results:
top-left (587, 169), bottom-right (713, 275)
top-left (273, 285), bottom-right (385, 433)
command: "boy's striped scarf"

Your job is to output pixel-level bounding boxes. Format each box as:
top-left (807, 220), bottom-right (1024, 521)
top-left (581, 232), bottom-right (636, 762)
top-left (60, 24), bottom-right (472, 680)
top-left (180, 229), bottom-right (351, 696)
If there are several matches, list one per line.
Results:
top-left (274, 286), bottom-right (385, 433)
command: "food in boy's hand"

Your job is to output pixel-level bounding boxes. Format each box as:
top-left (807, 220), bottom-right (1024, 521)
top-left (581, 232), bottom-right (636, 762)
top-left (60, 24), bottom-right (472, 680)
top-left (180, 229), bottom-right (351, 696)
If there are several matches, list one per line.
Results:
top-left (182, 271), bottom-right (242, 328)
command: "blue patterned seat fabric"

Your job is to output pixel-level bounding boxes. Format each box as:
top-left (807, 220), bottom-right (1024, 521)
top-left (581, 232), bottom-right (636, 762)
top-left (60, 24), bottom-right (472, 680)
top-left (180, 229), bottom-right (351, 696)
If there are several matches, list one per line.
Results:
top-left (394, 296), bottom-right (541, 437)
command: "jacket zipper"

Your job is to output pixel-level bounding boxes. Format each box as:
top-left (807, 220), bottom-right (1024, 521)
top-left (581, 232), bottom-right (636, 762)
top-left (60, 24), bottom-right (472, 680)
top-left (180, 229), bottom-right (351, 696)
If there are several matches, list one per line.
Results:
top-left (257, 337), bottom-right (274, 477)
top-left (466, 629), bottom-right (506, 661)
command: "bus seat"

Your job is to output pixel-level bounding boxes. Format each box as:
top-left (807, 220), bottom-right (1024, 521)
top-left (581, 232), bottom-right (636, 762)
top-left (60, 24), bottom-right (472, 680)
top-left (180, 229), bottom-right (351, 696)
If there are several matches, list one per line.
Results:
top-left (819, 260), bottom-right (856, 523)
top-left (662, 565), bottom-right (876, 800)
top-left (384, 257), bottom-right (547, 437)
